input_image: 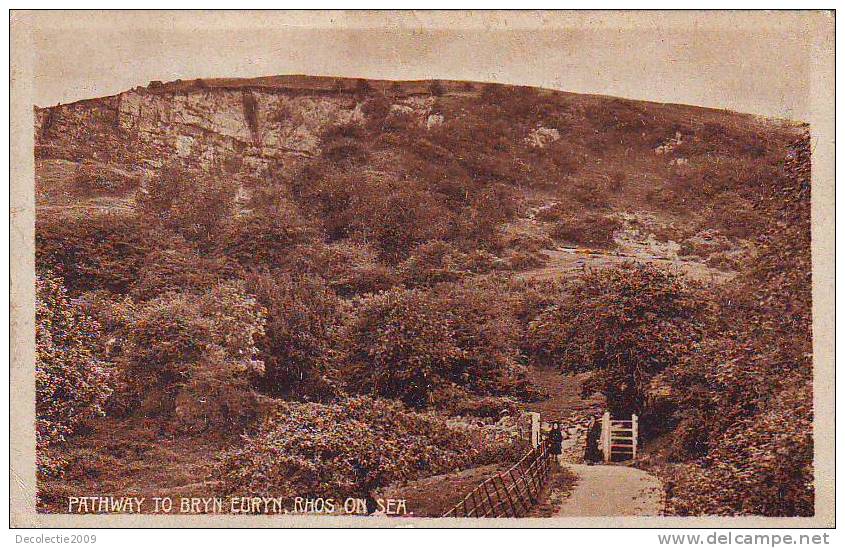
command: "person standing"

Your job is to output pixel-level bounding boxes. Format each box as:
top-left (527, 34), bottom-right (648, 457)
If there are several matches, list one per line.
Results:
top-left (548, 422), bottom-right (563, 468)
top-left (584, 417), bottom-right (602, 464)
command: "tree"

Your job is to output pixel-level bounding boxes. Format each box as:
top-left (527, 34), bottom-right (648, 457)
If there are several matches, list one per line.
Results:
top-left (245, 271), bottom-right (346, 400)
top-left (343, 288), bottom-right (462, 407)
top-left (525, 263), bottom-right (708, 415)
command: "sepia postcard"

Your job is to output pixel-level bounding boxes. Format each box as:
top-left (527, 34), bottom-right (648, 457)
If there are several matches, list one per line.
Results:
top-left (9, 10), bottom-right (835, 528)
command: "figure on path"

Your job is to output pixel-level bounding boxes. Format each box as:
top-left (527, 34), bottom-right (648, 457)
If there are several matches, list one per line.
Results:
top-left (548, 422), bottom-right (563, 468)
top-left (584, 417), bottom-right (603, 464)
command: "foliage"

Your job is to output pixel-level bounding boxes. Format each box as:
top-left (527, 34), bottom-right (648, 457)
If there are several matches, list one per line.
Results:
top-left (648, 133), bottom-right (813, 516)
top-left (130, 234), bottom-right (234, 301)
top-left (431, 280), bottom-right (531, 398)
top-left (525, 263), bottom-right (708, 415)
top-left (36, 212), bottom-right (153, 294)
top-left (281, 241), bottom-right (398, 296)
top-left (343, 288), bottom-right (461, 408)
top-left (36, 273), bottom-right (113, 476)
top-left (121, 282), bottom-right (266, 432)
top-left (215, 397), bottom-right (522, 501)
top-left (218, 197), bottom-right (318, 269)
top-left (343, 280), bottom-right (532, 408)
top-left (244, 271), bottom-right (346, 400)
top-left (663, 378), bottom-right (813, 516)
top-left (136, 164), bottom-right (236, 246)
top-left (397, 240), bottom-right (475, 288)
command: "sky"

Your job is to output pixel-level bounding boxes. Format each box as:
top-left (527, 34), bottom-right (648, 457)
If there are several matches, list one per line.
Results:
top-left (21, 11), bottom-right (826, 121)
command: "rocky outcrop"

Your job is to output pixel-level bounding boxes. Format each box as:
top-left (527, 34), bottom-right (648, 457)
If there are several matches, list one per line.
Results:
top-left (34, 84), bottom-right (433, 179)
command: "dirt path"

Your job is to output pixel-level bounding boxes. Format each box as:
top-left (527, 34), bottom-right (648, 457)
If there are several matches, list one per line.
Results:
top-left (519, 247), bottom-right (733, 284)
top-left (554, 463), bottom-right (663, 516)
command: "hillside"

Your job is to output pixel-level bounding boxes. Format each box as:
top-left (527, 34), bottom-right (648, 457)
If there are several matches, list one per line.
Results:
top-left (34, 75), bottom-right (811, 516)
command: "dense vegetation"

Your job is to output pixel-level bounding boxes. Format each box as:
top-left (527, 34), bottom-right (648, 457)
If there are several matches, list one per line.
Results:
top-left (35, 80), bottom-right (811, 516)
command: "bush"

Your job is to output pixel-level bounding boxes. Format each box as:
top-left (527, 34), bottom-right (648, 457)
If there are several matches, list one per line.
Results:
top-left (428, 80), bottom-right (445, 96)
top-left (343, 280), bottom-right (532, 407)
top-left (130, 235), bottom-right (234, 301)
top-left (664, 379), bottom-right (812, 516)
top-left (136, 164), bottom-right (236, 246)
top-left (350, 184), bottom-right (454, 260)
top-left (525, 263), bottom-right (708, 415)
top-left (215, 397), bottom-right (522, 501)
top-left (245, 271), bottom-right (346, 400)
top-left (121, 282), bottom-right (266, 432)
top-left (36, 273), bottom-right (113, 476)
top-left (36, 212), bottom-right (153, 294)
top-left (280, 241), bottom-right (398, 296)
top-left (398, 240), bottom-right (472, 288)
top-left (432, 280), bottom-right (531, 399)
top-left (343, 288), bottom-right (461, 408)
top-left (505, 250), bottom-right (548, 270)
top-left (218, 198), bottom-right (318, 269)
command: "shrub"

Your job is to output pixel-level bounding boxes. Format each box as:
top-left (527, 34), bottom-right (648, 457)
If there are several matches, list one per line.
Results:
top-left (136, 164), bottom-right (236, 246)
top-left (343, 288), bottom-right (462, 407)
top-left (36, 212), bottom-right (153, 294)
top-left (130, 235), bottom-right (234, 301)
top-left (281, 241), bottom-right (398, 296)
top-left (360, 95), bottom-right (392, 130)
top-left (36, 273), bottom-right (113, 476)
top-left (343, 280), bottom-right (532, 407)
top-left (505, 250), bottom-right (548, 270)
top-left (664, 379), bottom-right (812, 516)
top-left (432, 280), bottom-right (530, 398)
top-left (398, 240), bottom-right (472, 288)
top-left (321, 138), bottom-right (371, 166)
top-left (218, 199), bottom-right (318, 269)
top-left (245, 271), bottom-right (346, 400)
top-left (121, 282), bottom-right (266, 432)
top-left (349, 184), bottom-right (454, 261)
top-left (429, 386), bottom-right (521, 419)
top-left (215, 397), bottom-right (522, 501)
top-left (525, 263), bottom-right (708, 415)
top-left (291, 165), bottom-right (367, 240)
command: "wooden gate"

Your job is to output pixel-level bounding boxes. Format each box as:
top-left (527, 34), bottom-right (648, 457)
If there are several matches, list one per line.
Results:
top-left (599, 412), bottom-right (638, 462)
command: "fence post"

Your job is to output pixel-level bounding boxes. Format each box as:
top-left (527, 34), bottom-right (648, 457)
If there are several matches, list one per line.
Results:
top-left (632, 413), bottom-right (638, 460)
top-left (601, 411), bottom-right (611, 463)
top-left (529, 412), bottom-right (541, 448)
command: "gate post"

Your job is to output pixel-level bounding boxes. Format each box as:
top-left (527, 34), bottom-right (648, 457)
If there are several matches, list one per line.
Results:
top-left (529, 412), bottom-right (541, 448)
top-left (601, 411), bottom-right (611, 463)
top-left (632, 414), bottom-right (638, 459)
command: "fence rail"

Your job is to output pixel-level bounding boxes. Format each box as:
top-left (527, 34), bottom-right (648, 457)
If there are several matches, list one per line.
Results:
top-left (443, 441), bottom-right (554, 518)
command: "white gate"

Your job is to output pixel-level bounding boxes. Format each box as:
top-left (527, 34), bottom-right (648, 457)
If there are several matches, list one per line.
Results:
top-left (599, 411), bottom-right (638, 462)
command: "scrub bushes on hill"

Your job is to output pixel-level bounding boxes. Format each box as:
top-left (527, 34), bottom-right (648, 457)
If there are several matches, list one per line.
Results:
top-left (215, 397), bottom-right (523, 502)
top-left (36, 273), bottom-right (113, 476)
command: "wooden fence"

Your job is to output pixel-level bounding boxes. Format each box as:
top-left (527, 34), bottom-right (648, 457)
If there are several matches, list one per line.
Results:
top-left (442, 440), bottom-right (555, 518)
